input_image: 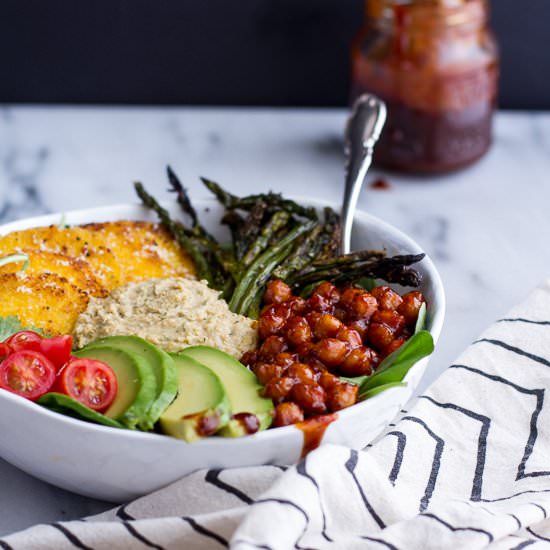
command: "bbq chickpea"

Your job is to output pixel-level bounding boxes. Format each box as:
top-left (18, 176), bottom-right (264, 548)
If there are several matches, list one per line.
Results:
top-left (367, 310), bottom-right (406, 351)
top-left (313, 338), bottom-right (348, 367)
top-left (312, 313), bottom-right (343, 339)
top-left (308, 293), bottom-right (334, 314)
top-left (284, 316), bottom-right (313, 347)
top-left (336, 326), bottom-right (362, 349)
top-left (384, 338), bottom-right (406, 357)
top-left (263, 376), bottom-right (295, 404)
top-left (291, 382), bottom-right (327, 415)
top-left (272, 402), bottom-right (304, 427)
top-left (339, 346), bottom-right (379, 377)
top-left (274, 352), bottom-right (299, 367)
top-left (253, 363), bottom-right (285, 385)
top-left (287, 362), bottom-right (316, 384)
top-left (318, 371), bottom-right (340, 391)
top-left (258, 336), bottom-right (288, 361)
top-left (348, 319), bottom-right (369, 341)
top-left (326, 382), bottom-right (358, 412)
top-left (371, 286), bottom-right (404, 311)
top-left (348, 291), bottom-right (378, 320)
top-left (398, 291), bottom-right (425, 327)
top-left (340, 287), bottom-right (365, 308)
top-left (258, 304), bottom-right (291, 339)
top-left (311, 282), bottom-right (341, 305)
top-left (264, 279), bottom-right (292, 305)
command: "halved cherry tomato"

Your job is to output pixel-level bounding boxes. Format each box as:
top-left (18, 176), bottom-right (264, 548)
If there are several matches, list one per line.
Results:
top-left (54, 358), bottom-right (117, 412)
top-left (0, 343), bottom-right (11, 361)
top-left (0, 350), bottom-right (56, 400)
top-left (38, 335), bottom-right (73, 370)
top-left (5, 332), bottom-right (73, 370)
top-left (5, 331), bottom-right (43, 353)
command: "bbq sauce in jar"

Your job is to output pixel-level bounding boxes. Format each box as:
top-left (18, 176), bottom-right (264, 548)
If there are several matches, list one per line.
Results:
top-left (352, 0), bottom-right (499, 173)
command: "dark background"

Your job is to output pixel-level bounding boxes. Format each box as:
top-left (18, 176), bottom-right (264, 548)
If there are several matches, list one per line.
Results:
top-left (1, 0), bottom-right (547, 109)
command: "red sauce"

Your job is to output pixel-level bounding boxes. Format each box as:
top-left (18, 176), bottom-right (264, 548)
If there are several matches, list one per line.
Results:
top-left (232, 412), bottom-right (260, 435)
top-left (351, 0), bottom-right (498, 174)
top-left (295, 413), bottom-right (338, 458)
top-left (370, 178), bottom-right (391, 190)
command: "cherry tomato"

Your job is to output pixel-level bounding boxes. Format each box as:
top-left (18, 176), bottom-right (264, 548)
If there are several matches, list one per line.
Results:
top-left (39, 335), bottom-right (73, 370)
top-left (5, 331), bottom-right (43, 353)
top-left (0, 350), bottom-right (56, 400)
top-left (0, 343), bottom-right (11, 361)
top-left (55, 358), bottom-right (117, 412)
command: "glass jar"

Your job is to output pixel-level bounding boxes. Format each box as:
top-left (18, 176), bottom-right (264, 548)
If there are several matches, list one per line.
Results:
top-left (351, 0), bottom-right (499, 173)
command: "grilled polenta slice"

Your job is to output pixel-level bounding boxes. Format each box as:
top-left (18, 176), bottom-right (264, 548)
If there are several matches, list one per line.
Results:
top-left (0, 273), bottom-right (90, 335)
top-left (0, 221), bottom-right (195, 290)
top-left (0, 250), bottom-right (107, 298)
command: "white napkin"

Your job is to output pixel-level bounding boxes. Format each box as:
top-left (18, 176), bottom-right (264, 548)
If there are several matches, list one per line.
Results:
top-left (4, 280), bottom-right (550, 549)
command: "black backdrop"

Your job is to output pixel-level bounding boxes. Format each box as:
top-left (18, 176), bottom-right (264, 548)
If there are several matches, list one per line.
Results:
top-left (1, 0), bottom-right (547, 109)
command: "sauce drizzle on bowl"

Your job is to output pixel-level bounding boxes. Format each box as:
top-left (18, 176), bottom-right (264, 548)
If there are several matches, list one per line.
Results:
top-left (295, 413), bottom-right (338, 458)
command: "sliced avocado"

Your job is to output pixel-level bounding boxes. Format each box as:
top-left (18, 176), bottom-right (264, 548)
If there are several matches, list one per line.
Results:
top-left (73, 346), bottom-right (156, 429)
top-left (181, 346), bottom-right (274, 437)
top-left (82, 335), bottom-right (177, 430)
top-left (159, 353), bottom-right (231, 442)
top-left (38, 392), bottom-right (124, 429)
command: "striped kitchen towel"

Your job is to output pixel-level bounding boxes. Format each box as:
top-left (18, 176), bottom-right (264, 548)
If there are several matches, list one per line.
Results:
top-left (4, 279), bottom-right (550, 549)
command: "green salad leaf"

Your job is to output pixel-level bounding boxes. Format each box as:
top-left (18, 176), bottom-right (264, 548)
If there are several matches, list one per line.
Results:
top-left (359, 330), bottom-right (434, 399)
top-left (0, 315), bottom-right (44, 341)
top-left (38, 393), bottom-right (123, 429)
top-left (354, 277), bottom-right (377, 292)
top-left (415, 302), bottom-right (427, 334)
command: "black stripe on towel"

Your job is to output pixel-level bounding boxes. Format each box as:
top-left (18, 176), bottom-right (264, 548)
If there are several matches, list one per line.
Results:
top-left (509, 514), bottom-right (522, 529)
top-left (181, 516), bottom-right (228, 547)
top-left (359, 535), bottom-right (400, 549)
top-left (480, 487), bottom-right (550, 503)
top-left (116, 505), bottom-right (136, 521)
top-left (401, 416), bottom-right (444, 512)
top-left (345, 449), bottom-right (386, 528)
top-left (421, 513), bottom-right (494, 543)
top-left (50, 523), bottom-right (94, 550)
top-left (498, 318), bottom-right (550, 326)
top-left (510, 540), bottom-right (536, 549)
top-left (386, 431), bottom-right (407, 485)
top-left (0, 540), bottom-right (14, 550)
top-left (205, 469), bottom-right (254, 504)
top-left (419, 395), bottom-right (490, 501)
top-left (531, 503), bottom-right (548, 518)
top-left (526, 527), bottom-right (550, 542)
top-left (296, 459), bottom-right (333, 541)
top-left (122, 521), bottom-right (165, 549)
top-left (450, 365), bottom-right (550, 482)
top-left (473, 338), bottom-right (550, 368)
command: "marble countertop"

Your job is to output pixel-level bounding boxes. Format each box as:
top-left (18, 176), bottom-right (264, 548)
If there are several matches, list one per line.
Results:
top-left (0, 106), bottom-right (549, 536)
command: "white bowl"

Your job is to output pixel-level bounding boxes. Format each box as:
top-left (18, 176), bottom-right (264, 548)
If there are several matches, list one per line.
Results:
top-left (0, 199), bottom-right (445, 502)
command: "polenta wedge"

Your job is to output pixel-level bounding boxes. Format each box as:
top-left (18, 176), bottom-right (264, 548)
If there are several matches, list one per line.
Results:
top-left (0, 220), bottom-right (196, 335)
top-left (0, 250), bottom-right (106, 297)
top-left (0, 221), bottom-right (195, 290)
top-left (0, 273), bottom-right (90, 335)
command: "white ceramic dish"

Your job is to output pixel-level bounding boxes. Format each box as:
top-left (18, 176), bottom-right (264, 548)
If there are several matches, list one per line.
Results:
top-left (0, 199), bottom-right (445, 502)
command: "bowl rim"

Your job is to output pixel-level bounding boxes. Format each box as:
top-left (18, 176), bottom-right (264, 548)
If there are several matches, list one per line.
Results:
top-left (0, 197), bottom-right (446, 447)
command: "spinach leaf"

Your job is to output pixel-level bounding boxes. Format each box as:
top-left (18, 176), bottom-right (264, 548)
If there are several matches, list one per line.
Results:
top-left (360, 381), bottom-right (407, 400)
top-left (415, 302), bottom-right (427, 334)
top-left (354, 277), bottom-right (377, 291)
top-left (359, 330), bottom-right (434, 394)
top-left (38, 393), bottom-right (123, 429)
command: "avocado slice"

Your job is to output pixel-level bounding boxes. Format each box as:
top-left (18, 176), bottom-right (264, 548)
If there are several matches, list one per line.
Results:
top-left (181, 346), bottom-right (274, 437)
top-left (82, 335), bottom-right (178, 431)
top-left (159, 353), bottom-right (231, 442)
top-left (73, 346), bottom-right (156, 429)
top-left (38, 392), bottom-right (124, 429)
